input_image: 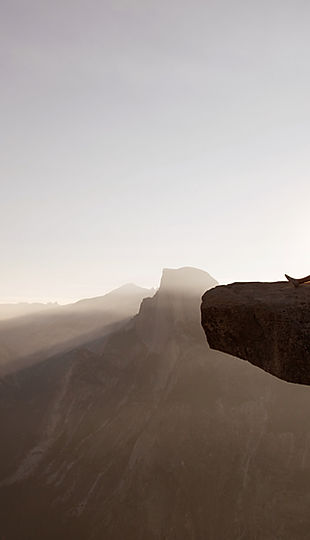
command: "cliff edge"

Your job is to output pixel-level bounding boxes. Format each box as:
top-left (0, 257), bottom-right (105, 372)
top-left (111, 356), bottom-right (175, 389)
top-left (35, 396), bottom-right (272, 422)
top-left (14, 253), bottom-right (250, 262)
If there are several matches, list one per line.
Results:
top-left (201, 282), bottom-right (310, 385)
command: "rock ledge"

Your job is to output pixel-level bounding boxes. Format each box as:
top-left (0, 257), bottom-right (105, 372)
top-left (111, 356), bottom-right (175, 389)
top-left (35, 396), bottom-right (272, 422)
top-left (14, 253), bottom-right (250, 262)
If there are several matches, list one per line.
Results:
top-left (201, 282), bottom-right (310, 385)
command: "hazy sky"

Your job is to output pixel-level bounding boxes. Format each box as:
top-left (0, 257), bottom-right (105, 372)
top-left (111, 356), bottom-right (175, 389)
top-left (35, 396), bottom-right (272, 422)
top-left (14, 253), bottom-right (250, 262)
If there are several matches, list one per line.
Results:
top-left (1, 0), bottom-right (309, 302)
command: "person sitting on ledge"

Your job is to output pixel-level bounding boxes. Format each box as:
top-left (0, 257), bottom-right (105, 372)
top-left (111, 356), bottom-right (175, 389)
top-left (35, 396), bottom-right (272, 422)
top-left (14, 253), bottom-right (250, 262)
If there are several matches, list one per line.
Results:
top-left (285, 274), bottom-right (310, 287)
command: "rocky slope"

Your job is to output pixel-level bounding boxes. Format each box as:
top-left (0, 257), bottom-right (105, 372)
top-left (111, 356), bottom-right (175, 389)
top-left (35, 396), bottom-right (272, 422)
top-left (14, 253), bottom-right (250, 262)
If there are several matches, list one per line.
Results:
top-left (2, 270), bottom-right (310, 539)
top-left (201, 281), bottom-right (310, 385)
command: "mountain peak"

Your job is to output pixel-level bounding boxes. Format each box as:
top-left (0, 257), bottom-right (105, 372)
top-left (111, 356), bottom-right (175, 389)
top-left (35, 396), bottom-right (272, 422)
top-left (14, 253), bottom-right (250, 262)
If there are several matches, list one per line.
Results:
top-left (109, 283), bottom-right (154, 295)
top-left (159, 267), bottom-right (217, 295)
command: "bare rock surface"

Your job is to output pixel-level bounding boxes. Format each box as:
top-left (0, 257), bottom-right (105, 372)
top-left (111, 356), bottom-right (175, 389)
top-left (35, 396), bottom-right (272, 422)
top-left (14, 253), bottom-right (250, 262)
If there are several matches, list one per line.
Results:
top-left (201, 281), bottom-right (310, 385)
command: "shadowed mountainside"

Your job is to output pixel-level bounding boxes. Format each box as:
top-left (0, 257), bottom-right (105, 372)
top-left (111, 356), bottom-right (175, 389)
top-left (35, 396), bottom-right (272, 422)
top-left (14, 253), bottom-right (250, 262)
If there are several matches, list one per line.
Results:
top-left (1, 269), bottom-right (310, 539)
top-left (201, 281), bottom-right (310, 385)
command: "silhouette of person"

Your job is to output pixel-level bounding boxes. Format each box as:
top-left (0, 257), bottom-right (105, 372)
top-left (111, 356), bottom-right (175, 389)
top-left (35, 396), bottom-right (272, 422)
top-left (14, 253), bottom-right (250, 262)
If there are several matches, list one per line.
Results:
top-left (285, 274), bottom-right (310, 287)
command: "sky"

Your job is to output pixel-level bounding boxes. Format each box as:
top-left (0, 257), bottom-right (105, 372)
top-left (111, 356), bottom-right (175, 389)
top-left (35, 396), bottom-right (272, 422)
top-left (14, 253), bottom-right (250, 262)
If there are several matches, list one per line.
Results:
top-left (1, 0), bottom-right (310, 303)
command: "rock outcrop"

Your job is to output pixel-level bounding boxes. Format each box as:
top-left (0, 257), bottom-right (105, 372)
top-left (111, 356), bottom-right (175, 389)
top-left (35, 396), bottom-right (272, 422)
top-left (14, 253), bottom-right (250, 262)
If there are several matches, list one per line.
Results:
top-left (201, 281), bottom-right (310, 385)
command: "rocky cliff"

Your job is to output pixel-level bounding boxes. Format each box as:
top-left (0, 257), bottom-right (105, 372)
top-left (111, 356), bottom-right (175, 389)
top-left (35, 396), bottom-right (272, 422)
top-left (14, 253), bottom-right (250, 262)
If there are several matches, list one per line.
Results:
top-left (201, 281), bottom-right (310, 385)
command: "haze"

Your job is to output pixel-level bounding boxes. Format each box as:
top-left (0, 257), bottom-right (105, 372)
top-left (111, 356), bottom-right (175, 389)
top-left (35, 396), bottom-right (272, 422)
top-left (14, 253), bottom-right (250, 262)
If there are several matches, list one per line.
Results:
top-left (1, 0), bottom-right (309, 302)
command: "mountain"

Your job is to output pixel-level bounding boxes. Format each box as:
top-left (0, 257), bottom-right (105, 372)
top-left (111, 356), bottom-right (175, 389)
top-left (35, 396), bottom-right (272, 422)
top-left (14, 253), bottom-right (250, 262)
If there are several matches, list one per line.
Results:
top-left (1, 267), bottom-right (310, 539)
top-left (0, 284), bottom-right (154, 375)
top-left (0, 302), bottom-right (58, 321)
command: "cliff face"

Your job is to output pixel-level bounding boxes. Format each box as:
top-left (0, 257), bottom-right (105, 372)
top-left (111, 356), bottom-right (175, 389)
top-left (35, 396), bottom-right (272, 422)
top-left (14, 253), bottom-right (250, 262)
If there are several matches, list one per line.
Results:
top-left (201, 282), bottom-right (310, 385)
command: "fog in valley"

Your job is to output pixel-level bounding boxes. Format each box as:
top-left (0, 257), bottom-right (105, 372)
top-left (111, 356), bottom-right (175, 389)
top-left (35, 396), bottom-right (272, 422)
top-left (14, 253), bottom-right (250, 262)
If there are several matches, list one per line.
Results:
top-left (0, 284), bottom-right (154, 375)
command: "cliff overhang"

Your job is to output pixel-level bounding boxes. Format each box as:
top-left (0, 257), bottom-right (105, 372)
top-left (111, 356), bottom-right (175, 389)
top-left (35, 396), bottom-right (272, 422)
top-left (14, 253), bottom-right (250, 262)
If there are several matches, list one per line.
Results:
top-left (201, 282), bottom-right (310, 385)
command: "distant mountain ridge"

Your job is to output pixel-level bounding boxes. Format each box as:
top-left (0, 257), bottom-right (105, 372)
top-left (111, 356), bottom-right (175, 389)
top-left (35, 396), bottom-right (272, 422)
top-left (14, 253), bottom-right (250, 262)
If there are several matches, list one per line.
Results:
top-left (70, 283), bottom-right (156, 311)
top-left (0, 284), bottom-right (154, 375)
top-left (0, 301), bottom-right (59, 321)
